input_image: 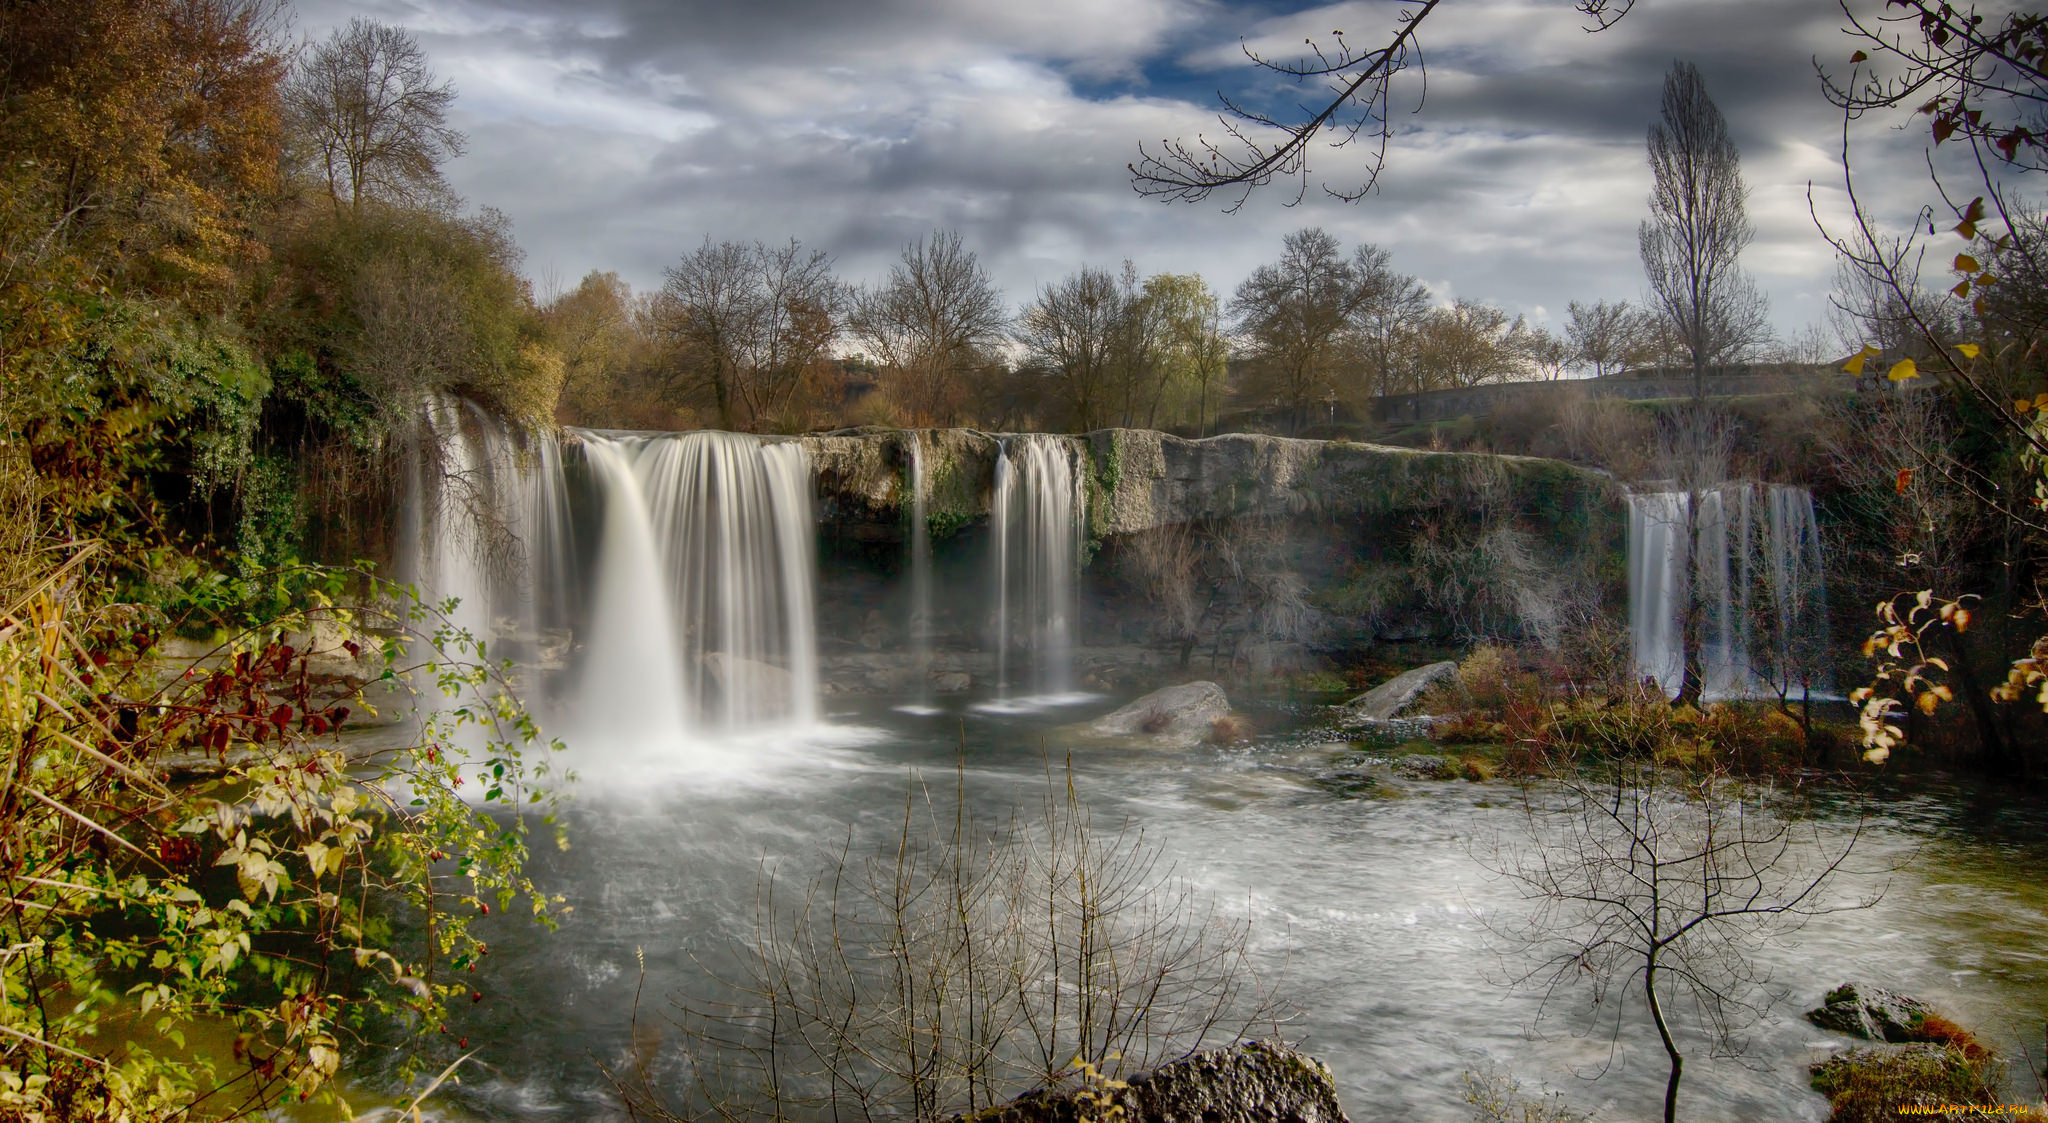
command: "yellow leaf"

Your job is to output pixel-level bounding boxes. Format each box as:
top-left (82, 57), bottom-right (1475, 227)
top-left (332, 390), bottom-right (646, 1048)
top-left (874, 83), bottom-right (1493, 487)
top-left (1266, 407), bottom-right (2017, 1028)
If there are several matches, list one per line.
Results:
top-left (1955, 342), bottom-right (1981, 359)
top-left (1955, 253), bottom-right (1981, 272)
top-left (1956, 220), bottom-right (1978, 239)
top-left (1917, 692), bottom-right (1940, 715)
top-left (1888, 359), bottom-right (1920, 381)
top-left (1863, 745), bottom-right (1891, 765)
top-left (2017, 399), bottom-right (2032, 412)
top-left (2035, 392), bottom-right (2048, 409)
top-left (1953, 279), bottom-right (1972, 298)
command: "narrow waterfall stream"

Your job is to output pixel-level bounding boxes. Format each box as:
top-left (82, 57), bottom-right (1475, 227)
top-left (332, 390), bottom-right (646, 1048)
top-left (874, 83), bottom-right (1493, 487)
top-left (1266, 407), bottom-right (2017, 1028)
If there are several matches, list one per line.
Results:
top-left (903, 431), bottom-right (935, 713)
top-left (985, 435), bottom-right (1087, 706)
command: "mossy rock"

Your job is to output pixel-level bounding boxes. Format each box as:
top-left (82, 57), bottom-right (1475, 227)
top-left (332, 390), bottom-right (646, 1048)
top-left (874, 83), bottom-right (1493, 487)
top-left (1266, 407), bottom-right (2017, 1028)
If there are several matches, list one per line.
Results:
top-left (1810, 1045), bottom-right (2006, 1123)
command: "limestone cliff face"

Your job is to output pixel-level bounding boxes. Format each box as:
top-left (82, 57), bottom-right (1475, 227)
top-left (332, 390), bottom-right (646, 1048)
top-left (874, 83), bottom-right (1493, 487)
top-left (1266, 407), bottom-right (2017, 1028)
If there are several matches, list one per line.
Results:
top-left (799, 427), bottom-right (1625, 671)
top-left (802, 426), bottom-right (1619, 539)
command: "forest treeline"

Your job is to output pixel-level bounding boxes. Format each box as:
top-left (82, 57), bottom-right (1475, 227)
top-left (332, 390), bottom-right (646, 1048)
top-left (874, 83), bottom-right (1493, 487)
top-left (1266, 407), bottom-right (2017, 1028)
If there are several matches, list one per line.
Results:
top-left (549, 226), bottom-right (1752, 437)
top-left (0, 0), bottom-right (1808, 570)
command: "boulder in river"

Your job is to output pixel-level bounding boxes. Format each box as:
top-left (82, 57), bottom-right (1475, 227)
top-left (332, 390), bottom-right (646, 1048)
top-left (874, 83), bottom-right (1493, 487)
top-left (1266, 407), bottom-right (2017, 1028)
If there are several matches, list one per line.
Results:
top-left (1086, 682), bottom-right (1230, 748)
top-left (1343, 661), bottom-right (1459, 721)
top-left (1806, 982), bottom-right (1934, 1042)
top-left (950, 1040), bottom-right (1349, 1123)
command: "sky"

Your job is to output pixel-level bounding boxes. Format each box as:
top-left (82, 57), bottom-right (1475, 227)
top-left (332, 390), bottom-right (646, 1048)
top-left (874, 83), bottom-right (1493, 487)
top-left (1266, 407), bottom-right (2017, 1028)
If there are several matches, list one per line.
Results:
top-left (285, 0), bottom-right (1944, 341)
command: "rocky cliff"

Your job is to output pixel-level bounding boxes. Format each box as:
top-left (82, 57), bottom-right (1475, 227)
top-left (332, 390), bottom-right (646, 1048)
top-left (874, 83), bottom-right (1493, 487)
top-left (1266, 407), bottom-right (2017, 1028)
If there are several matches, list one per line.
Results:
top-left (800, 427), bottom-right (1625, 686)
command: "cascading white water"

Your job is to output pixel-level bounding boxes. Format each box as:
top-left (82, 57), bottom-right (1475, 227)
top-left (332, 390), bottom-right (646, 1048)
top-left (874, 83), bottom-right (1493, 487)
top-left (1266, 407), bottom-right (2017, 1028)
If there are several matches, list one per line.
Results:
top-left (405, 399), bottom-right (573, 647)
top-left (400, 396), bottom-right (576, 743)
top-left (578, 430), bottom-right (820, 737)
top-left (1628, 483), bottom-right (1831, 701)
top-left (905, 433), bottom-right (935, 710)
top-left (988, 435), bottom-right (1085, 700)
top-left (574, 436), bottom-right (693, 756)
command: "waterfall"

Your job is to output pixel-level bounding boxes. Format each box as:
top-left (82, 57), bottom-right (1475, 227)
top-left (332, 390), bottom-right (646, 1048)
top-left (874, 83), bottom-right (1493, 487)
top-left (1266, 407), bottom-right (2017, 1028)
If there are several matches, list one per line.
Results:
top-left (988, 435), bottom-right (1086, 701)
top-left (905, 432), bottom-right (935, 710)
top-left (575, 437), bottom-right (693, 755)
top-left (578, 430), bottom-right (820, 737)
top-left (402, 397), bottom-right (573, 660)
top-left (1627, 483), bottom-right (1831, 701)
top-left (400, 396), bottom-right (575, 739)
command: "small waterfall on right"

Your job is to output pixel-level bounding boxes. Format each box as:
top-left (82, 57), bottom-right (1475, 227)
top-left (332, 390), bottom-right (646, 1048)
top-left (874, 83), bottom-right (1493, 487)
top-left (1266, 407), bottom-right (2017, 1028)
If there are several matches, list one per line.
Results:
top-left (1628, 483), bottom-right (1831, 701)
top-left (988, 435), bottom-right (1086, 701)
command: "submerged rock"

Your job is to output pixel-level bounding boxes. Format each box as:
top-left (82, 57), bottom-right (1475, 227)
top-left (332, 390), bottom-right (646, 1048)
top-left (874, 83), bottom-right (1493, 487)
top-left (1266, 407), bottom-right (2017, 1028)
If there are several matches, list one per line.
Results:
top-left (1343, 661), bottom-right (1459, 721)
top-left (1393, 754), bottom-right (1456, 781)
top-left (953, 1040), bottom-right (1349, 1123)
top-left (1086, 682), bottom-right (1230, 748)
top-left (1807, 983), bottom-right (1934, 1042)
top-left (702, 652), bottom-right (794, 697)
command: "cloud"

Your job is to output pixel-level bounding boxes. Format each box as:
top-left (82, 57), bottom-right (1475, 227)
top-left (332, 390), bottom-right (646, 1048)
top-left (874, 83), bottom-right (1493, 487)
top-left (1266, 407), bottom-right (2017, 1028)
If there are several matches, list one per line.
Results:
top-left (285, 0), bottom-right (1941, 337)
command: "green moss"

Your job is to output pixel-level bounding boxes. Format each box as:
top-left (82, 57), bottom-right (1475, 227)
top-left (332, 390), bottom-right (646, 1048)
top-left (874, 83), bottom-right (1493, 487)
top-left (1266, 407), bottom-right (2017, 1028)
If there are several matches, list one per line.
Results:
top-left (1810, 1046), bottom-right (2006, 1123)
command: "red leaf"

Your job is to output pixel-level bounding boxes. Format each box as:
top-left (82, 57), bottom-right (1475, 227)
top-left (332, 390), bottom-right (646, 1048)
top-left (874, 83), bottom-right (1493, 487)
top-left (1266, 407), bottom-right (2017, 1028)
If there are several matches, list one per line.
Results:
top-left (1896, 468), bottom-right (1914, 494)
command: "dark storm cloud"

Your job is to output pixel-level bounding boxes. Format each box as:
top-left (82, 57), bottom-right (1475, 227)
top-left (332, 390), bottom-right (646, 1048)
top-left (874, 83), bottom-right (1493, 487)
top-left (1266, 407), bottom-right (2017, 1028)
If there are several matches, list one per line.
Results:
top-left (288, 0), bottom-right (1932, 338)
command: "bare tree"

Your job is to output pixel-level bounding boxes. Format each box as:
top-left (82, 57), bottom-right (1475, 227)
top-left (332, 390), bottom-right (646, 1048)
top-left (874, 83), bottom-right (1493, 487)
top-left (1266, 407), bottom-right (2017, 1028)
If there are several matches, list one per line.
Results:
top-left (657, 238), bottom-right (843, 431)
top-left (1408, 299), bottom-right (1533, 390)
top-left (1487, 762), bottom-right (1872, 1123)
top-left (1017, 266), bottom-right (1124, 432)
top-left (286, 18), bottom-right (466, 211)
top-left (609, 767), bottom-right (1280, 1122)
top-left (1230, 228), bottom-right (1377, 433)
top-left (1129, 2), bottom-right (1635, 209)
top-left (1639, 61), bottom-right (1769, 398)
top-left (848, 230), bottom-right (1008, 427)
top-left (1566, 299), bottom-right (1646, 377)
top-left (1350, 244), bottom-right (1432, 401)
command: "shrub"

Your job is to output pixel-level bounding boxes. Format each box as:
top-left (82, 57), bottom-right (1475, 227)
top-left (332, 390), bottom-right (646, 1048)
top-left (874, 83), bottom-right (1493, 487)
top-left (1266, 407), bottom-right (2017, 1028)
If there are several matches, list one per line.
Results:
top-left (0, 534), bottom-right (563, 1118)
top-left (612, 767), bottom-right (1283, 1122)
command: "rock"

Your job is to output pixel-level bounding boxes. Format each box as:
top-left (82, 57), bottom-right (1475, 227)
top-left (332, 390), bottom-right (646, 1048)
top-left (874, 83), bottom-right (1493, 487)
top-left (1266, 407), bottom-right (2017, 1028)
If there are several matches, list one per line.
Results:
top-left (1810, 1043), bottom-right (2001, 1115)
top-left (953, 1040), bottom-right (1348, 1123)
top-left (1393, 754), bottom-right (1455, 780)
top-left (702, 653), bottom-right (795, 699)
top-left (1807, 983), bottom-right (1934, 1042)
top-left (1343, 661), bottom-right (1459, 721)
top-left (931, 670), bottom-right (972, 694)
top-left (1086, 682), bottom-right (1230, 749)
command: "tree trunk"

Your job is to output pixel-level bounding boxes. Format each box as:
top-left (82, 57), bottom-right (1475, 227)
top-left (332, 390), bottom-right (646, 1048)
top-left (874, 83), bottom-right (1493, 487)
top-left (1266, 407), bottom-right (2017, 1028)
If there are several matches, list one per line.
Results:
top-left (1645, 961), bottom-right (1684, 1123)
top-left (1678, 488), bottom-right (1706, 709)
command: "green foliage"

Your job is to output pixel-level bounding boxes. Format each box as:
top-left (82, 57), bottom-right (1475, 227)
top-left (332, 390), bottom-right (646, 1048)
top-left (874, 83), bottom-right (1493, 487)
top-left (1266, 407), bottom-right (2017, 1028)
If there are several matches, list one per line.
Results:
top-left (270, 204), bottom-right (562, 427)
top-left (0, 553), bottom-right (563, 1119)
top-left (927, 508), bottom-right (971, 542)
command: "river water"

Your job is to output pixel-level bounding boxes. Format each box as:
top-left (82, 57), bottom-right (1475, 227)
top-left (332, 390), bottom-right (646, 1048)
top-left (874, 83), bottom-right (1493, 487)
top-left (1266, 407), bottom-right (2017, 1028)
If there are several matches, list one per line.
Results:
top-left (348, 692), bottom-right (2048, 1121)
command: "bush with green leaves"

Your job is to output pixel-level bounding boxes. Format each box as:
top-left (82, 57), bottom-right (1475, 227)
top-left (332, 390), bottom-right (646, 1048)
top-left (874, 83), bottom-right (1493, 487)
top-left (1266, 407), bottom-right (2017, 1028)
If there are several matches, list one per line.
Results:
top-left (0, 537), bottom-right (564, 1120)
